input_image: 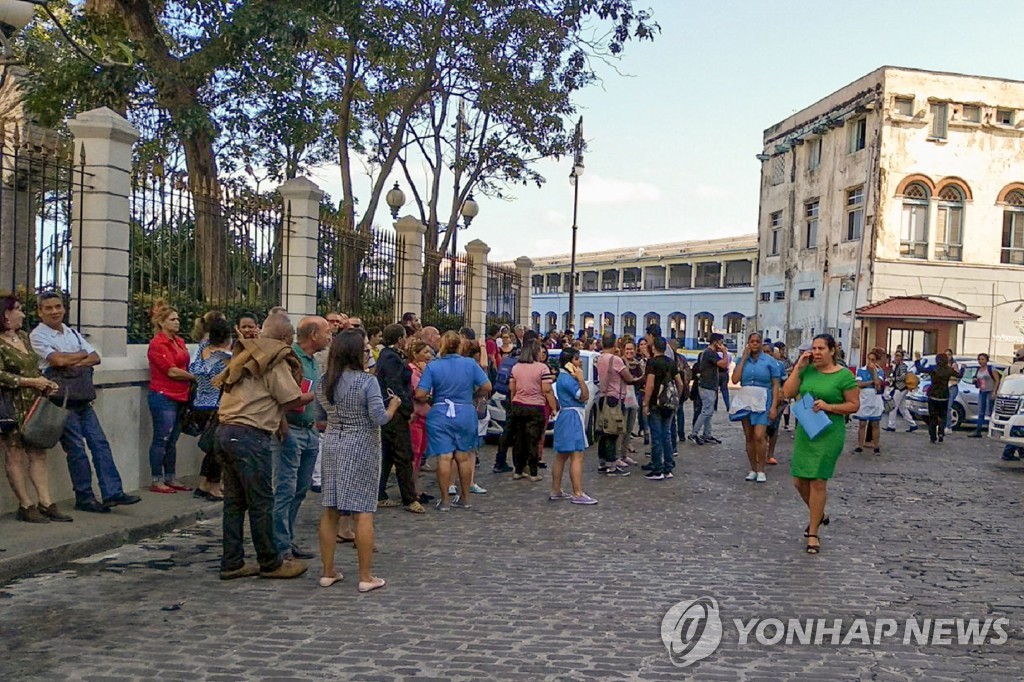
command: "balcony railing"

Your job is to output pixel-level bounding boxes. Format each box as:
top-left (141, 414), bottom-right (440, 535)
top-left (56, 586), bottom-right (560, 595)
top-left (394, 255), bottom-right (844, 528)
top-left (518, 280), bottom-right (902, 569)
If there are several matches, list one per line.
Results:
top-left (601, 281), bottom-right (618, 291)
top-left (724, 280), bottom-right (752, 288)
top-left (623, 281), bottom-right (641, 291)
top-left (668, 279), bottom-right (691, 289)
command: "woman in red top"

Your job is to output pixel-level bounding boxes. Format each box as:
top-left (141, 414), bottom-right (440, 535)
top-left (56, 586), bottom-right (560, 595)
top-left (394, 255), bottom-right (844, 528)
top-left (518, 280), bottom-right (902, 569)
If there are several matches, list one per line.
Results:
top-left (147, 303), bottom-right (195, 493)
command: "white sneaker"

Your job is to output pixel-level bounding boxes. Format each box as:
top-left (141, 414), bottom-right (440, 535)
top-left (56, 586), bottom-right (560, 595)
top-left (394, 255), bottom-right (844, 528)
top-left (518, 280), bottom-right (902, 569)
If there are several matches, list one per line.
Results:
top-left (448, 484), bottom-right (457, 494)
top-left (755, 472), bottom-right (767, 483)
top-left (745, 471), bottom-right (757, 481)
top-left (469, 483), bottom-right (487, 494)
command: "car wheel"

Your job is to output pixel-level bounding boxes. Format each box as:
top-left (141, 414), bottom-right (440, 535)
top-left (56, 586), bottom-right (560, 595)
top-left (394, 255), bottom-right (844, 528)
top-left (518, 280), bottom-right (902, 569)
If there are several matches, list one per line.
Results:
top-left (950, 404), bottom-right (965, 430)
top-left (587, 406), bottom-right (597, 443)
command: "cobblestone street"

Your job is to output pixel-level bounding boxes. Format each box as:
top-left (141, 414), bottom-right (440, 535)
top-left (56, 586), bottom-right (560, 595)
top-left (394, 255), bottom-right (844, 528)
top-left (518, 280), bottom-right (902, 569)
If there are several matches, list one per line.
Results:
top-left (1, 412), bottom-right (1022, 681)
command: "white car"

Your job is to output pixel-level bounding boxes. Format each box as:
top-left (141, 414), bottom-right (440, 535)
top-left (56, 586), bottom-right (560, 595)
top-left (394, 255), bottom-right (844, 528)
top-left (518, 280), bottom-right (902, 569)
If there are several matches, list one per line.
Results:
top-left (486, 349), bottom-right (601, 442)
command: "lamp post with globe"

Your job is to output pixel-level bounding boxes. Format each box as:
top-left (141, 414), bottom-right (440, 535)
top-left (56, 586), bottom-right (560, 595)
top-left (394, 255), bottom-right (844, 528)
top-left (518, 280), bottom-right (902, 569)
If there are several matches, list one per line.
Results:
top-left (568, 116), bottom-right (584, 336)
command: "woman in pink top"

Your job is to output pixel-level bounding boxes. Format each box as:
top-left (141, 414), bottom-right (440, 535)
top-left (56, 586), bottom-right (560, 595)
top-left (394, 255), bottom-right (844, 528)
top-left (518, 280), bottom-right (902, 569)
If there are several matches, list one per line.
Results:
top-left (508, 339), bottom-right (557, 481)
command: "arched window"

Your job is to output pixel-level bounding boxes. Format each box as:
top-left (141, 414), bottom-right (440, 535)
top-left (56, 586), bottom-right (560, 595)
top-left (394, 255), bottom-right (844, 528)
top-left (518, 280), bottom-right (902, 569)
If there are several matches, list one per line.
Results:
top-left (545, 312), bottom-right (557, 331)
top-left (900, 182), bottom-right (930, 259)
top-left (724, 312), bottom-right (744, 335)
top-left (695, 312), bottom-right (714, 344)
top-left (668, 312), bottom-right (686, 340)
top-left (936, 185), bottom-right (964, 261)
top-left (622, 312), bottom-right (637, 337)
top-left (601, 312), bottom-right (615, 334)
top-left (643, 312), bottom-right (661, 332)
top-left (581, 312), bottom-right (595, 332)
top-left (531, 312), bottom-right (541, 332)
top-left (1002, 190), bottom-right (1024, 265)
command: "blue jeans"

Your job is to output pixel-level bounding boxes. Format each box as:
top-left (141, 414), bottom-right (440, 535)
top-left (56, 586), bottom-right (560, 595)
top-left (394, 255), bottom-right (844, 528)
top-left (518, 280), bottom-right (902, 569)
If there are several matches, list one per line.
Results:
top-left (693, 387), bottom-right (717, 438)
top-left (217, 423), bottom-right (281, 573)
top-left (945, 385), bottom-right (958, 430)
top-left (272, 425), bottom-right (320, 554)
top-left (147, 391), bottom-right (183, 483)
top-left (975, 390), bottom-right (993, 434)
top-left (61, 403), bottom-right (125, 503)
top-left (648, 409), bottom-right (674, 475)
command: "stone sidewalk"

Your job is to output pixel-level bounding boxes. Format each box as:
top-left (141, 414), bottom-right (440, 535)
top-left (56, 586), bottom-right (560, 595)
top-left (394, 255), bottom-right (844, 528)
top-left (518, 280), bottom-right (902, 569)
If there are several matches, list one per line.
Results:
top-left (0, 412), bottom-right (1022, 680)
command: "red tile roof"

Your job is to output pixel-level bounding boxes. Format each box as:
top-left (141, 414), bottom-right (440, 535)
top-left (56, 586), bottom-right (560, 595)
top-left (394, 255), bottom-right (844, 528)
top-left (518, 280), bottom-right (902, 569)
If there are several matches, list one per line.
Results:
top-left (855, 297), bottom-right (979, 321)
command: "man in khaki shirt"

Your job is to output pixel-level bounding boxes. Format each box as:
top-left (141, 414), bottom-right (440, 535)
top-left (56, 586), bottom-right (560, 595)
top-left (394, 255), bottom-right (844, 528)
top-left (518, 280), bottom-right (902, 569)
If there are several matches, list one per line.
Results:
top-left (215, 315), bottom-right (313, 580)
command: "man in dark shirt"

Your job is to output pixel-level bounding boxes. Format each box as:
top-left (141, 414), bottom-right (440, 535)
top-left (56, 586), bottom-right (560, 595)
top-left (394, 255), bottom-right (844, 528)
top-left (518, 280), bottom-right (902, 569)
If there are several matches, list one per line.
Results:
top-left (691, 333), bottom-right (729, 445)
top-left (376, 323), bottom-right (422, 512)
top-left (643, 336), bottom-right (684, 479)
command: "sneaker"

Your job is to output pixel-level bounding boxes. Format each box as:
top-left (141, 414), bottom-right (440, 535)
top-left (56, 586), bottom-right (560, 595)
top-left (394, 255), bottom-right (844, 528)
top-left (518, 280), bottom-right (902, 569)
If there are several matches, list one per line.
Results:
top-left (766, 457), bottom-right (778, 465)
top-left (529, 475), bottom-right (543, 482)
top-left (469, 483), bottom-right (487, 494)
top-left (686, 434), bottom-right (699, 443)
top-left (492, 464), bottom-right (513, 474)
top-left (692, 436), bottom-right (705, 445)
top-left (907, 425), bottom-right (919, 432)
top-left (597, 467), bottom-right (610, 474)
top-left (448, 484), bottom-right (457, 494)
top-left (418, 493), bottom-right (435, 504)
top-left (537, 462), bottom-right (548, 469)
top-left (641, 463), bottom-right (653, 471)
top-left (644, 471), bottom-right (664, 481)
top-left (704, 436), bottom-right (722, 445)
top-left (624, 456), bottom-right (639, 466)
top-left (664, 471), bottom-right (674, 479)
top-left (944, 427), bottom-right (952, 435)
top-left (260, 558), bottom-right (308, 579)
top-left (745, 471), bottom-right (758, 481)
top-left (451, 496), bottom-right (472, 510)
top-left (605, 466), bottom-right (631, 477)
top-left (572, 493), bottom-right (598, 505)
top-left (549, 491), bottom-right (573, 501)
top-left (755, 472), bottom-right (767, 483)
top-left (310, 484), bottom-right (322, 494)
top-left (512, 472), bottom-right (525, 480)
top-left (435, 500), bottom-right (451, 512)
top-left (613, 459), bottom-right (630, 468)
top-left (882, 426), bottom-right (896, 432)
top-left (219, 563), bottom-right (260, 580)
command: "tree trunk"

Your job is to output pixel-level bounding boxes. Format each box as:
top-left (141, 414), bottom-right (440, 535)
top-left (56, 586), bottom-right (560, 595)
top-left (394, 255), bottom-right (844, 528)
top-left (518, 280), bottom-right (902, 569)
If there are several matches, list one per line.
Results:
top-left (182, 132), bottom-right (228, 303)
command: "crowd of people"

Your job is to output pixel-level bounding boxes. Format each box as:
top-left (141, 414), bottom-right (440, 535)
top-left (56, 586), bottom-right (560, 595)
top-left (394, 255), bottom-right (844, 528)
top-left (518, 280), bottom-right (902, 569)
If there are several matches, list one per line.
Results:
top-left (0, 291), bottom-right (1010, 578)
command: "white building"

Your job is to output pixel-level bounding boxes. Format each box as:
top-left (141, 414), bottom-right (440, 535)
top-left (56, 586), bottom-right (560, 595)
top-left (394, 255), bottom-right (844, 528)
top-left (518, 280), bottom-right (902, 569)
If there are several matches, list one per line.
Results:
top-left (529, 236), bottom-right (757, 348)
top-left (756, 66), bottom-right (1024, 363)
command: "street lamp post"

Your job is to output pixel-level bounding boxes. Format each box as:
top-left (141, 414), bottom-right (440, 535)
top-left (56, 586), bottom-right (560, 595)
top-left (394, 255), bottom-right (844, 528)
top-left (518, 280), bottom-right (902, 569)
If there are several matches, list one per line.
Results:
top-left (568, 116), bottom-right (584, 337)
top-left (450, 193), bottom-right (478, 315)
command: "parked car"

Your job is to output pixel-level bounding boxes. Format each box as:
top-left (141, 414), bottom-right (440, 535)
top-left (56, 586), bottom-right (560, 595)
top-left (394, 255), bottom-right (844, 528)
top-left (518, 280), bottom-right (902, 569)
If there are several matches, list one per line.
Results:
top-left (905, 359), bottom-right (1008, 429)
top-left (988, 368), bottom-right (1024, 444)
top-left (486, 349), bottom-right (600, 442)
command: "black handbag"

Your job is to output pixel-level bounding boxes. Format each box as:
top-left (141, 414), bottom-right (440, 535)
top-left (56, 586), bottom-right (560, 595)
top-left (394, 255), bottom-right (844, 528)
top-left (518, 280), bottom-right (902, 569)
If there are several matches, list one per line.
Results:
top-left (46, 365), bottom-right (96, 404)
top-left (198, 413), bottom-right (219, 454)
top-left (0, 388), bottom-right (17, 433)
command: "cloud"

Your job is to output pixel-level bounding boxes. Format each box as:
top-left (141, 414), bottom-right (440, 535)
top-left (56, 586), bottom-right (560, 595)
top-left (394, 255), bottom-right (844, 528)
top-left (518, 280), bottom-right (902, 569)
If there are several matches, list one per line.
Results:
top-left (577, 174), bottom-right (663, 204)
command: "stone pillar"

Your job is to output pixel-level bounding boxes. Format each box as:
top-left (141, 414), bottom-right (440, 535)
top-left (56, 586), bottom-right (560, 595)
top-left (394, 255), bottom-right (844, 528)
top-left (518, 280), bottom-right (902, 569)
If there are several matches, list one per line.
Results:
top-left (691, 263), bottom-right (698, 289)
top-left (395, 215), bottom-right (426, 321)
top-left (719, 261), bottom-right (727, 288)
top-left (515, 256), bottom-right (534, 328)
top-left (66, 107), bottom-right (140, 358)
top-left (464, 239), bottom-right (490, 334)
top-left (278, 177), bottom-right (324, 323)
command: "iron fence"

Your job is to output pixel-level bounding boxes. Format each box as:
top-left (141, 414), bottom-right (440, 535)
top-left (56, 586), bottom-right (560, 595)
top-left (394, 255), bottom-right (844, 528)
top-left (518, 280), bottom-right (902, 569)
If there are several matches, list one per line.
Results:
top-left (128, 167), bottom-right (285, 343)
top-left (316, 212), bottom-right (403, 333)
top-left (422, 250), bottom-right (470, 332)
top-left (0, 121), bottom-right (86, 327)
top-left (486, 262), bottom-right (520, 329)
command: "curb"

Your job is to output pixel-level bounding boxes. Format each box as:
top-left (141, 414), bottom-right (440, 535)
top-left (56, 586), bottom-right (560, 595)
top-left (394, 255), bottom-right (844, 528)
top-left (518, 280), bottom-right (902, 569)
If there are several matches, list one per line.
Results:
top-left (0, 502), bottom-right (221, 586)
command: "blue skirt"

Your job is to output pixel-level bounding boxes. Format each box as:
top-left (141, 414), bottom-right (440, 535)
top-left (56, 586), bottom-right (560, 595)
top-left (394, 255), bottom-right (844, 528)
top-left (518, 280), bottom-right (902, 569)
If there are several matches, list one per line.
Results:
top-left (425, 403), bottom-right (479, 456)
top-left (553, 410), bottom-right (588, 453)
top-left (730, 409), bottom-right (772, 427)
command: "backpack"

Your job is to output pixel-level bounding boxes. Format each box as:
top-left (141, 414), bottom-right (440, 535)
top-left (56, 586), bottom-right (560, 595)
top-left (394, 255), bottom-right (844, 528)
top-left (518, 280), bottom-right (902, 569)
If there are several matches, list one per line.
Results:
top-left (493, 355), bottom-right (517, 396)
top-left (655, 364), bottom-right (679, 411)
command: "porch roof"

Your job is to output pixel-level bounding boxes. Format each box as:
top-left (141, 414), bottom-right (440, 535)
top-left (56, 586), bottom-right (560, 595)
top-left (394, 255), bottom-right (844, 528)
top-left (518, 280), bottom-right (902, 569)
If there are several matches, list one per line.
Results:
top-left (855, 296), bottom-right (979, 321)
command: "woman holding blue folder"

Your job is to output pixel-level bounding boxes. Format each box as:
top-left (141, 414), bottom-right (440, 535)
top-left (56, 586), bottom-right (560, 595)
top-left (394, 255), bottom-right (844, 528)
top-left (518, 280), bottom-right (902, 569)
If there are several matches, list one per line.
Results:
top-left (781, 334), bottom-right (859, 555)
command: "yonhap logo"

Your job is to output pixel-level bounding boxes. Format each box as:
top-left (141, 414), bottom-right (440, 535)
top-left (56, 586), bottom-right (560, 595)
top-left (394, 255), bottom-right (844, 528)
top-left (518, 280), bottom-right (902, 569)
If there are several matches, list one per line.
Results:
top-left (660, 597), bottom-right (724, 667)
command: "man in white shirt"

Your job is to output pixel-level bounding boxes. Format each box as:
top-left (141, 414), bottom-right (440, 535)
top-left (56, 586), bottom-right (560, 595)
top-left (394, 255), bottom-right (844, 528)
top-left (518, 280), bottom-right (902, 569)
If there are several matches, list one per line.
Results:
top-left (30, 292), bottom-right (141, 513)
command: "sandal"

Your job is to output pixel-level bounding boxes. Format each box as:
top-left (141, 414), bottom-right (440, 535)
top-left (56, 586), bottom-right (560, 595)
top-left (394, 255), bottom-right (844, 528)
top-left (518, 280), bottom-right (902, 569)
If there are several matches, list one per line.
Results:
top-left (358, 576), bottom-right (386, 593)
top-left (806, 534), bottom-right (821, 554)
top-left (336, 534), bottom-right (355, 544)
top-left (804, 514), bottom-right (830, 537)
top-left (378, 498), bottom-right (402, 508)
top-left (319, 572), bottom-right (343, 588)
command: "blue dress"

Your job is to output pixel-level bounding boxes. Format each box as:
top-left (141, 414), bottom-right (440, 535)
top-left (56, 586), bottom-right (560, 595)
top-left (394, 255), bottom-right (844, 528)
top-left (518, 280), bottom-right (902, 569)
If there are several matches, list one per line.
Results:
top-left (553, 371), bottom-right (588, 453)
top-left (729, 352), bottom-right (782, 427)
top-left (419, 354), bottom-right (489, 456)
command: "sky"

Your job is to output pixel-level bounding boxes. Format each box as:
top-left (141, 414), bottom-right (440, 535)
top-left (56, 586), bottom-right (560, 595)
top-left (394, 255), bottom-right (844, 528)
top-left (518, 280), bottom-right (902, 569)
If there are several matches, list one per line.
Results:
top-left (312, 0), bottom-right (1024, 264)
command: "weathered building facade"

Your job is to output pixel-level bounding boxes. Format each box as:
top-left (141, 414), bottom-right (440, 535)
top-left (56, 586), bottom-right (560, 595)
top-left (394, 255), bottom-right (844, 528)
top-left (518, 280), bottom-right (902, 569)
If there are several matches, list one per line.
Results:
top-left (756, 66), bottom-right (1024, 363)
top-left (529, 235), bottom-right (756, 348)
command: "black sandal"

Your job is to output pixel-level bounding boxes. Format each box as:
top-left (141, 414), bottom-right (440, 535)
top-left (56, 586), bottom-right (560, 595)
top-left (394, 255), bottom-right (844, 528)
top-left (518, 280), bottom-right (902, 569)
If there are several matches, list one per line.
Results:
top-left (803, 514), bottom-right (830, 537)
top-left (806, 534), bottom-right (820, 554)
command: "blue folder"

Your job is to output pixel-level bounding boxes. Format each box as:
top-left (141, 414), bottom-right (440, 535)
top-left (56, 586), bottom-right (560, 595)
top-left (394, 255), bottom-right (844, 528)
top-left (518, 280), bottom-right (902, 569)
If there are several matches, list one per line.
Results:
top-left (792, 393), bottom-right (832, 440)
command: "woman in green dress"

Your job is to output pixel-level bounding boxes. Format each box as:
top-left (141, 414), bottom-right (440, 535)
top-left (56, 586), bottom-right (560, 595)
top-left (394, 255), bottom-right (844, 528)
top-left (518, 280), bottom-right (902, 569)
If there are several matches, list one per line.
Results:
top-left (781, 333), bottom-right (859, 554)
top-left (0, 296), bottom-right (71, 523)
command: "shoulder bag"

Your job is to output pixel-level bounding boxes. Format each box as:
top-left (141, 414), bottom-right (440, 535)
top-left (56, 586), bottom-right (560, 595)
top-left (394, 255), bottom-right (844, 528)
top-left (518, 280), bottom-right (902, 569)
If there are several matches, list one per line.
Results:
top-left (0, 388), bottom-right (17, 433)
top-left (21, 391), bottom-right (70, 449)
top-left (44, 329), bottom-right (97, 403)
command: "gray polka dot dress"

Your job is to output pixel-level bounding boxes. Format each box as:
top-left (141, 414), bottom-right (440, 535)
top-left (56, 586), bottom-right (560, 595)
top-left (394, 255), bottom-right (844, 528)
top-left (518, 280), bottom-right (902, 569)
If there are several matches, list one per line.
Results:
top-left (316, 370), bottom-right (391, 513)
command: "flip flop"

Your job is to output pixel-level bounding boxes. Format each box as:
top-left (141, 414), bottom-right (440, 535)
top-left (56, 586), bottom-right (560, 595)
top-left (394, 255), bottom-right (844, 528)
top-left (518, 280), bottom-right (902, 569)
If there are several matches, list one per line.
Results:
top-left (319, 572), bottom-right (343, 588)
top-left (336, 535), bottom-right (355, 543)
top-left (358, 577), bottom-right (386, 593)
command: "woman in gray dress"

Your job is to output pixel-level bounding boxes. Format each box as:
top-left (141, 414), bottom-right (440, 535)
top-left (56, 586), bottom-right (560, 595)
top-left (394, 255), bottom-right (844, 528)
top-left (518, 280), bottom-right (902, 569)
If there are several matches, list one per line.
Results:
top-left (316, 329), bottom-right (401, 592)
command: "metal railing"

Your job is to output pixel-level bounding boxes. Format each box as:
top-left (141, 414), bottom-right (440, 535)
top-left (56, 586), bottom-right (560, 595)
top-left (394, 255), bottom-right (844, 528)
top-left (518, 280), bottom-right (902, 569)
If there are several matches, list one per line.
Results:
top-left (422, 250), bottom-right (470, 332)
top-left (128, 168), bottom-right (285, 343)
top-left (486, 262), bottom-right (520, 328)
